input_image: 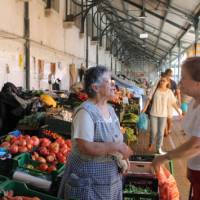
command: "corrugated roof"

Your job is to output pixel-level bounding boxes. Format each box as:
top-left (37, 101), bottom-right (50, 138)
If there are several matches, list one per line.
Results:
top-left (97, 0), bottom-right (200, 65)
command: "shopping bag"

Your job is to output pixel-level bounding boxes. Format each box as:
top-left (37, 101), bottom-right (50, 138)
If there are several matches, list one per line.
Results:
top-left (137, 113), bottom-right (148, 132)
top-left (156, 166), bottom-right (179, 200)
top-left (181, 102), bottom-right (188, 113)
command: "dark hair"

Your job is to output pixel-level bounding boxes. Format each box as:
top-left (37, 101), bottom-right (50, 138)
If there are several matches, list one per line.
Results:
top-left (160, 72), bottom-right (165, 77)
top-left (165, 68), bottom-right (173, 75)
top-left (84, 65), bottom-right (109, 98)
top-left (182, 57), bottom-right (200, 82)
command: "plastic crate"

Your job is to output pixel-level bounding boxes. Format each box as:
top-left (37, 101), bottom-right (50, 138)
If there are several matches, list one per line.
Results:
top-left (129, 154), bottom-right (174, 176)
top-left (128, 161), bottom-right (154, 175)
top-left (13, 153), bottom-right (65, 179)
top-left (128, 155), bottom-right (155, 176)
top-left (123, 175), bottom-right (159, 200)
top-left (0, 180), bottom-right (62, 200)
top-left (0, 175), bottom-right (8, 185)
top-left (129, 155), bottom-right (155, 162)
top-left (0, 158), bottom-right (14, 177)
top-left (44, 117), bottom-right (71, 138)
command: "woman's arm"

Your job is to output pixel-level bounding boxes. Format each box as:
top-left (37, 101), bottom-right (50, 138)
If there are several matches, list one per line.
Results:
top-left (152, 136), bottom-right (200, 170)
top-left (172, 102), bottom-right (182, 117)
top-left (76, 139), bottom-right (133, 159)
top-left (175, 88), bottom-right (181, 106)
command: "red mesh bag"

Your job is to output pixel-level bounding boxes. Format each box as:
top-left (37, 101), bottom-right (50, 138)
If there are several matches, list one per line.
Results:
top-left (156, 166), bottom-right (179, 200)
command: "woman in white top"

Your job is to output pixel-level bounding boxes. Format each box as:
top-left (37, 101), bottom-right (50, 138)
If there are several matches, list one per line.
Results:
top-left (152, 57), bottom-right (200, 200)
top-left (142, 74), bottom-right (181, 154)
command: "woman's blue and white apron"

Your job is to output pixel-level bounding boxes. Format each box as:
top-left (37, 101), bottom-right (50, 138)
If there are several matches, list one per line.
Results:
top-left (58, 101), bottom-right (123, 200)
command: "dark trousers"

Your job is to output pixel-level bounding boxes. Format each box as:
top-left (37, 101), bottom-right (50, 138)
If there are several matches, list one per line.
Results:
top-left (187, 168), bottom-right (200, 200)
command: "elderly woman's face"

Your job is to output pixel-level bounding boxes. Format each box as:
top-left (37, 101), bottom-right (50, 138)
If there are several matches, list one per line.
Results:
top-left (96, 72), bottom-right (115, 99)
top-left (180, 65), bottom-right (199, 97)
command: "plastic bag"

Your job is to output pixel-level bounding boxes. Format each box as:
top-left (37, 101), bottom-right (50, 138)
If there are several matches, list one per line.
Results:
top-left (181, 102), bottom-right (188, 113)
top-left (137, 113), bottom-right (148, 131)
top-left (156, 166), bottom-right (179, 200)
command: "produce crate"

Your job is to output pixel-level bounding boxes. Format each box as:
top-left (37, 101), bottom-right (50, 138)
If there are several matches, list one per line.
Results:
top-left (0, 175), bottom-right (8, 185)
top-left (128, 161), bottom-right (154, 175)
top-left (129, 155), bottom-right (155, 162)
top-left (13, 153), bottom-right (65, 180)
top-left (0, 180), bottom-right (62, 200)
top-left (129, 154), bottom-right (174, 175)
top-left (127, 155), bottom-right (155, 177)
top-left (0, 144), bottom-right (18, 177)
top-left (44, 117), bottom-right (71, 138)
top-left (0, 158), bottom-right (13, 177)
top-left (123, 174), bottom-right (159, 200)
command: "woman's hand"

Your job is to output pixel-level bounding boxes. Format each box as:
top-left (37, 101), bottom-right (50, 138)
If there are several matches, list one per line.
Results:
top-left (141, 108), bottom-right (146, 113)
top-left (179, 113), bottom-right (183, 121)
top-left (152, 155), bottom-right (168, 172)
top-left (117, 143), bottom-right (133, 159)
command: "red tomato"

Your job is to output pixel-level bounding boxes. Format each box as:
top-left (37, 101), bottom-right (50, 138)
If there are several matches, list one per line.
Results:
top-left (1, 142), bottom-right (11, 148)
top-left (65, 140), bottom-right (72, 149)
top-left (47, 165), bottom-right (57, 173)
top-left (10, 144), bottom-right (19, 154)
top-left (18, 146), bottom-right (28, 153)
top-left (36, 156), bottom-right (46, 163)
top-left (31, 136), bottom-right (40, 146)
top-left (38, 163), bottom-right (48, 171)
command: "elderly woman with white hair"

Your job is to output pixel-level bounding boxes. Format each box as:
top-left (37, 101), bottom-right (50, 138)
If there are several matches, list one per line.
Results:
top-left (58, 65), bottom-right (133, 200)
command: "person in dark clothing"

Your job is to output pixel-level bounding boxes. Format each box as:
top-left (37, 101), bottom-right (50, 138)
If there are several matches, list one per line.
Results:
top-left (52, 78), bottom-right (61, 90)
top-left (0, 82), bottom-right (31, 135)
top-left (78, 63), bottom-right (85, 82)
top-left (164, 68), bottom-right (181, 136)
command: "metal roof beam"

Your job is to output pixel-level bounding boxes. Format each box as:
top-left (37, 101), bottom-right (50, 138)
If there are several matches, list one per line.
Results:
top-left (155, 0), bottom-right (193, 19)
top-left (153, 0), bottom-right (171, 55)
top-left (117, 38), bottom-right (159, 60)
top-left (119, 37), bottom-right (162, 60)
top-left (132, 23), bottom-right (174, 45)
top-left (124, 0), bottom-right (188, 31)
top-left (121, 27), bottom-right (168, 54)
top-left (161, 5), bottom-right (200, 61)
top-left (102, 3), bottom-right (177, 40)
top-left (110, 22), bottom-right (166, 57)
top-left (106, 14), bottom-right (169, 54)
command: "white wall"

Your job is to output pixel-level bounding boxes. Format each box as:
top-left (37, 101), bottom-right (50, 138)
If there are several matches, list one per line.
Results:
top-left (0, 0), bottom-right (24, 88)
top-left (0, 0), bottom-right (115, 90)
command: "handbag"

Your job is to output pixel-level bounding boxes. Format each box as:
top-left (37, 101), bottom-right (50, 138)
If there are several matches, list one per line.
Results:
top-left (145, 88), bottom-right (157, 116)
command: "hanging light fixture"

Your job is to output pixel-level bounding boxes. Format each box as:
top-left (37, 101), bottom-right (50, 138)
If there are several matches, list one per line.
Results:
top-left (138, 0), bottom-right (146, 19)
top-left (138, 10), bottom-right (146, 19)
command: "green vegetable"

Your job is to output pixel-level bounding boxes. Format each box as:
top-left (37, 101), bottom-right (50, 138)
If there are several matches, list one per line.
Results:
top-left (125, 128), bottom-right (137, 143)
top-left (124, 184), bottom-right (157, 195)
top-left (122, 113), bottom-right (139, 123)
top-left (26, 164), bottom-right (34, 169)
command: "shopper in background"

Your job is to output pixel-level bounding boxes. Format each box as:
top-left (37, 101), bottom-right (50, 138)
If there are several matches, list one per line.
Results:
top-left (152, 57), bottom-right (200, 200)
top-left (142, 74), bottom-right (181, 154)
top-left (58, 65), bottom-right (133, 200)
top-left (164, 68), bottom-right (181, 136)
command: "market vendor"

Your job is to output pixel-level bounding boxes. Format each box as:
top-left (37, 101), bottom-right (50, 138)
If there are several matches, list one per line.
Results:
top-left (152, 57), bottom-right (200, 200)
top-left (58, 65), bottom-right (133, 200)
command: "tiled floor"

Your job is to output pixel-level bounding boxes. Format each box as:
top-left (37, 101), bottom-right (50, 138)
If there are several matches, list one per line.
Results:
top-left (131, 117), bottom-right (190, 200)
